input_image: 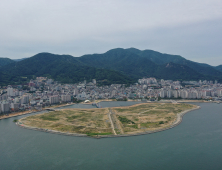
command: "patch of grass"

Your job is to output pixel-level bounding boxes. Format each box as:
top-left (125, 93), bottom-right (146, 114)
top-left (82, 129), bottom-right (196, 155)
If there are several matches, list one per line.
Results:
top-left (115, 108), bottom-right (128, 112)
top-left (66, 115), bottom-right (81, 121)
top-left (118, 116), bottom-right (135, 124)
top-left (79, 117), bottom-right (88, 122)
top-left (40, 114), bottom-right (59, 121)
top-left (143, 110), bottom-right (164, 114)
top-left (72, 126), bottom-right (85, 131)
top-left (141, 122), bottom-right (160, 128)
top-left (159, 121), bottom-right (164, 124)
top-left (128, 124), bottom-right (138, 129)
top-left (166, 117), bottom-right (173, 121)
top-left (50, 123), bottom-right (62, 128)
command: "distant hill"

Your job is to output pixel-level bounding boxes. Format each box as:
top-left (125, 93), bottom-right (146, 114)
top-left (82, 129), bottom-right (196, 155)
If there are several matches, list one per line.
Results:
top-left (78, 48), bottom-right (218, 81)
top-left (13, 58), bottom-right (28, 62)
top-left (154, 62), bottom-right (208, 81)
top-left (79, 48), bottom-right (156, 79)
top-left (215, 65), bottom-right (222, 72)
top-left (0, 58), bottom-right (15, 67)
top-left (0, 48), bottom-right (221, 86)
top-left (125, 48), bottom-right (222, 77)
top-left (0, 53), bottom-right (134, 86)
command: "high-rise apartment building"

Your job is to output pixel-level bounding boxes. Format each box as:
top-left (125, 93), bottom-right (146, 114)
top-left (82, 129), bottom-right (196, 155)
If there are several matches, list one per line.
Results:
top-left (7, 87), bottom-right (14, 97)
top-left (49, 95), bottom-right (59, 104)
top-left (61, 95), bottom-right (71, 102)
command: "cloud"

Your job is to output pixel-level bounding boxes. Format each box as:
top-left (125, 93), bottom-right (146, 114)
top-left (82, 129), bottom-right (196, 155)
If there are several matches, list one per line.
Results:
top-left (0, 0), bottom-right (222, 65)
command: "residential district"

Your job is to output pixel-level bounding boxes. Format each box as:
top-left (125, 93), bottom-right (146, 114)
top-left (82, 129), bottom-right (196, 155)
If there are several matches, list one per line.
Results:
top-left (0, 77), bottom-right (222, 114)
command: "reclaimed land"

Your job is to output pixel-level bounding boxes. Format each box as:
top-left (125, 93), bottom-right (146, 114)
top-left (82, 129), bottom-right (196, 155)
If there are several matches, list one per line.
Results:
top-left (17, 103), bottom-right (200, 138)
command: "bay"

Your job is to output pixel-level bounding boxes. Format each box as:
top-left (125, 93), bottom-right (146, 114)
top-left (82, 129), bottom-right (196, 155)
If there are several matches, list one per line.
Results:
top-left (0, 102), bottom-right (222, 170)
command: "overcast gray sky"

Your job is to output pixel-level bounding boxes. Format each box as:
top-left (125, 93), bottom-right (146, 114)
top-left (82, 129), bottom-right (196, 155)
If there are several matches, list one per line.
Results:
top-left (0, 0), bottom-right (222, 66)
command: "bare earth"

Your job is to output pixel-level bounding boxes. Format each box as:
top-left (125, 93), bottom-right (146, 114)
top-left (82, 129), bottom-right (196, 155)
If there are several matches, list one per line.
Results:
top-left (19, 103), bottom-right (198, 136)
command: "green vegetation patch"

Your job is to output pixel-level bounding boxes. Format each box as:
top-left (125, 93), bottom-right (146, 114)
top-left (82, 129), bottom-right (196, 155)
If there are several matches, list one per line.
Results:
top-left (118, 116), bottom-right (135, 124)
top-left (141, 122), bottom-right (160, 128)
top-left (40, 114), bottom-right (59, 121)
top-left (115, 105), bottom-right (156, 113)
top-left (127, 124), bottom-right (138, 129)
top-left (66, 115), bottom-right (81, 121)
top-left (143, 110), bottom-right (165, 114)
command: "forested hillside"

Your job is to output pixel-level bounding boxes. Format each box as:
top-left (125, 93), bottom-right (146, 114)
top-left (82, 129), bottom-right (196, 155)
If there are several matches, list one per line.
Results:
top-left (0, 48), bottom-right (221, 86)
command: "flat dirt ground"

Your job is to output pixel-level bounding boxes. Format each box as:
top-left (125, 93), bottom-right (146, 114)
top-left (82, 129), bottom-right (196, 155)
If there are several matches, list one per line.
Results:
top-left (112, 103), bottom-right (196, 134)
top-left (20, 103), bottom-right (196, 136)
top-left (21, 108), bottom-right (113, 136)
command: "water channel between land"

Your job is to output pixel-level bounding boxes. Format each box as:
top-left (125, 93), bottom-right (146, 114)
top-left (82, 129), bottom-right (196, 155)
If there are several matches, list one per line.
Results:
top-left (1, 102), bottom-right (222, 170)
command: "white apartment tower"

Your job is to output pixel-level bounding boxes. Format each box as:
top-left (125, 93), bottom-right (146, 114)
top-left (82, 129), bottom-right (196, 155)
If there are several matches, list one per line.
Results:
top-left (49, 95), bottom-right (59, 104)
top-left (1, 102), bottom-right (10, 113)
top-left (21, 95), bottom-right (29, 104)
top-left (92, 79), bottom-right (96, 84)
top-left (7, 87), bottom-right (14, 97)
top-left (61, 95), bottom-right (71, 102)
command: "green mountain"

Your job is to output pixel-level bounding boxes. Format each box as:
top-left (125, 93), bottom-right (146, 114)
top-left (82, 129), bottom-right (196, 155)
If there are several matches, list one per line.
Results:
top-left (0, 58), bottom-right (15, 67)
top-left (215, 65), bottom-right (222, 72)
top-left (79, 48), bottom-right (156, 79)
top-left (78, 48), bottom-right (219, 81)
top-left (125, 48), bottom-right (222, 77)
top-left (154, 62), bottom-right (208, 81)
top-left (13, 58), bottom-right (28, 62)
top-left (0, 48), bottom-right (221, 86)
top-left (0, 53), bottom-right (135, 86)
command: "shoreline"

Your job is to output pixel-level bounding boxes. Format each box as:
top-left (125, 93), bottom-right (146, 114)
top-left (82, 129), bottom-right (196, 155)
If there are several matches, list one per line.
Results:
top-left (16, 105), bottom-right (200, 138)
top-left (0, 103), bottom-right (76, 120)
top-left (0, 99), bottom-right (213, 120)
top-left (0, 110), bottom-right (40, 120)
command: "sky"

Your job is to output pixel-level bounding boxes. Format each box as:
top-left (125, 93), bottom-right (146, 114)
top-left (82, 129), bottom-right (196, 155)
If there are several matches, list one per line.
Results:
top-left (0, 0), bottom-right (222, 66)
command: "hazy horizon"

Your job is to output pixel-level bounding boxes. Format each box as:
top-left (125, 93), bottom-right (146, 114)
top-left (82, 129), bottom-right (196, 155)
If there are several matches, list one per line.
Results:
top-left (1, 0), bottom-right (222, 66)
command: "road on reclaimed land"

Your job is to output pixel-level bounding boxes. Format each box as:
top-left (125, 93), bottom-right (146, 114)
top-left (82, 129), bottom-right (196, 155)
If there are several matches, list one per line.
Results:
top-left (108, 108), bottom-right (117, 135)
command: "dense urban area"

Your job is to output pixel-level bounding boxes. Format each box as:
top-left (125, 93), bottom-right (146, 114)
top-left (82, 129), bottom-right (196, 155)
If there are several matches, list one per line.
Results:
top-left (0, 77), bottom-right (222, 114)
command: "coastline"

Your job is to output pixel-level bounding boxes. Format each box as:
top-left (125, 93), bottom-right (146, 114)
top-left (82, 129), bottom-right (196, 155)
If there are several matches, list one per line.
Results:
top-left (0, 110), bottom-right (40, 120)
top-left (16, 105), bottom-right (200, 138)
top-left (0, 103), bottom-right (75, 120)
top-left (0, 100), bottom-right (144, 120)
top-left (0, 99), bottom-right (211, 120)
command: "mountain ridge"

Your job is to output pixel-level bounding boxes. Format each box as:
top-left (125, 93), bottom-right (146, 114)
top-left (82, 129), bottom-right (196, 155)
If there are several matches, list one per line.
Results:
top-left (0, 53), bottom-right (135, 86)
top-left (124, 48), bottom-right (222, 77)
top-left (0, 48), bottom-right (221, 86)
top-left (215, 65), bottom-right (222, 72)
top-left (0, 58), bottom-right (15, 67)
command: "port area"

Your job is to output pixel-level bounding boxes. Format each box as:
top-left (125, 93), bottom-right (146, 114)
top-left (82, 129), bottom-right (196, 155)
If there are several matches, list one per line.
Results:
top-left (17, 103), bottom-right (199, 137)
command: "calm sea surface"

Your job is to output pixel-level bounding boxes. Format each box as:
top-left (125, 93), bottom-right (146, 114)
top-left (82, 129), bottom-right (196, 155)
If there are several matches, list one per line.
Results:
top-left (0, 102), bottom-right (222, 170)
